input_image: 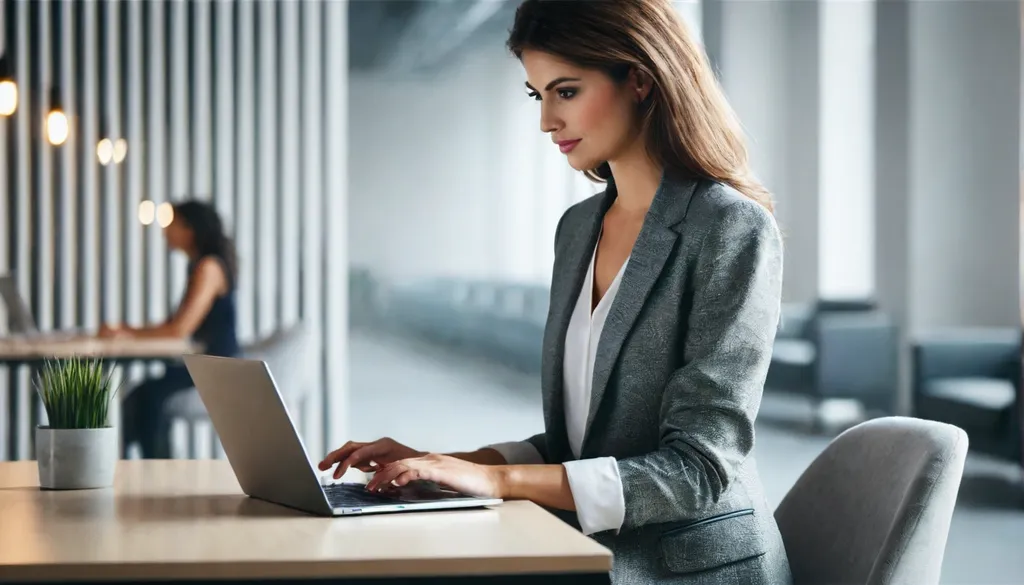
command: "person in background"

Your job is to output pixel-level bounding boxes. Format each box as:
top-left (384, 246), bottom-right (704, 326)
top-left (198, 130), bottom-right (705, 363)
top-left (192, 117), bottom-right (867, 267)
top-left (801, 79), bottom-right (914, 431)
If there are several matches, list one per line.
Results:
top-left (318, 1), bottom-right (791, 583)
top-left (101, 199), bottom-right (239, 459)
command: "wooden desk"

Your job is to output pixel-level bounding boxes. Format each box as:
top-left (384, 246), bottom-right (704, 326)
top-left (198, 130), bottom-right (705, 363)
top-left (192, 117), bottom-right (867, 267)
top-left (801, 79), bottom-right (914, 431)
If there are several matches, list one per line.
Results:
top-left (0, 460), bottom-right (612, 584)
top-left (0, 336), bottom-right (196, 364)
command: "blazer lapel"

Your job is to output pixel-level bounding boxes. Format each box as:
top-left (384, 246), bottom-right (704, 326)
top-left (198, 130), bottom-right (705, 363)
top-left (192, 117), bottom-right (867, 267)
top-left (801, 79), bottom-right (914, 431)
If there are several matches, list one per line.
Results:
top-left (544, 189), bottom-right (613, 460)
top-left (581, 174), bottom-right (700, 452)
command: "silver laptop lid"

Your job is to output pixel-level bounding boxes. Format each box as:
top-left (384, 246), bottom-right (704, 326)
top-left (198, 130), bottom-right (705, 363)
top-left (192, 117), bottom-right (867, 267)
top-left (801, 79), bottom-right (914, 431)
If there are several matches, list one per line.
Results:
top-left (182, 354), bottom-right (334, 516)
top-left (0, 273), bottom-right (37, 334)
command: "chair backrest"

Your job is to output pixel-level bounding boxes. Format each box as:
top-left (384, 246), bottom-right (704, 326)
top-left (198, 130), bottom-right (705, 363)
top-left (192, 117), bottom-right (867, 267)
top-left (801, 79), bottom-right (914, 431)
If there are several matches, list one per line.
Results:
top-left (242, 323), bottom-right (316, 402)
top-left (774, 417), bottom-right (968, 585)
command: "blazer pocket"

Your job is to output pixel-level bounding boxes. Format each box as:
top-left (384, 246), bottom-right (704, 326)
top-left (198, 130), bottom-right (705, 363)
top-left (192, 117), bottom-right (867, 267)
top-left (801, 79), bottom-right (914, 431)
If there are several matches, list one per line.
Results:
top-left (659, 509), bottom-right (767, 574)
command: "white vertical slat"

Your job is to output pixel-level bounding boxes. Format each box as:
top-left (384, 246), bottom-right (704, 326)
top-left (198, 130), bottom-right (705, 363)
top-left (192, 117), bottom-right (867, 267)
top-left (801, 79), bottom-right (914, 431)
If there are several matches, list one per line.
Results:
top-left (102, 0), bottom-right (123, 325)
top-left (279, 0), bottom-right (299, 328)
top-left (36, 0), bottom-right (53, 337)
top-left (235, 0), bottom-right (256, 344)
top-left (9, 0), bottom-right (31, 461)
top-left (256, 0), bottom-right (277, 339)
top-left (123, 0), bottom-right (147, 449)
top-left (101, 0), bottom-right (125, 447)
top-left (57, 0), bottom-right (77, 331)
top-left (126, 0), bottom-right (144, 332)
top-left (0, 0), bottom-right (9, 460)
top-left (80, 0), bottom-right (99, 331)
top-left (192, 0), bottom-right (212, 198)
top-left (147, 0), bottom-right (168, 327)
top-left (213, 0), bottom-right (234, 228)
top-left (323, 0), bottom-right (348, 453)
top-left (300, 0), bottom-right (324, 456)
top-left (168, 0), bottom-right (188, 301)
top-left (21, 0), bottom-right (54, 460)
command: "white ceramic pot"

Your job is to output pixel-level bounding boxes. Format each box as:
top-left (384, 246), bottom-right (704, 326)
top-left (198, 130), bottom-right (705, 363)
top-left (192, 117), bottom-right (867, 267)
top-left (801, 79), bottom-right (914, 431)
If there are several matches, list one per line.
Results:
top-left (36, 427), bottom-right (117, 490)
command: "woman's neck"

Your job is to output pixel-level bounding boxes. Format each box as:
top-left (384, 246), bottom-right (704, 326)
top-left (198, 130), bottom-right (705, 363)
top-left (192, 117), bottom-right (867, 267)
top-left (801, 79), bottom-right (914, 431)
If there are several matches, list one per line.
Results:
top-left (607, 144), bottom-right (663, 216)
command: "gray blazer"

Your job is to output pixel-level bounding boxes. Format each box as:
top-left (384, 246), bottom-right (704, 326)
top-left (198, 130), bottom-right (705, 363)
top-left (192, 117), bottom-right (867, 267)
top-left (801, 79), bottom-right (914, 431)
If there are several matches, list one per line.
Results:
top-left (525, 173), bottom-right (793, 584)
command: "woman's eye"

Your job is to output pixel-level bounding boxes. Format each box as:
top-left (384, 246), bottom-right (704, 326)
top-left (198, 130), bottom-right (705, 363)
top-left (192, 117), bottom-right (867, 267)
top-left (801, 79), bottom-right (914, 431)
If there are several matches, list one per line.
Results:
top-left (557, 88), bottom-right (577, 100)
top-left (526, 91), bottom-right (540, 101)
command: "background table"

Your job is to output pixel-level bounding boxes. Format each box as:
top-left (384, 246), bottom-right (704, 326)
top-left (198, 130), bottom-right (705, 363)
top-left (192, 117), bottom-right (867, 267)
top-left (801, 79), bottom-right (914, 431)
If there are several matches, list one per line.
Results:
top-left (0, 460), bottom-right (612, 584)
top-left (0, 336), bottom-right (198, 461)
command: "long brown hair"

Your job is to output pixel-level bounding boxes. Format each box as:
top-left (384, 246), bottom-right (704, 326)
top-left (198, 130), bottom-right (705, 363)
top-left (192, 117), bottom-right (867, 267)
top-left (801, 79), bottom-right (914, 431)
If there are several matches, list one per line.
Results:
top-left (507, 0), bottom-right (773, 213)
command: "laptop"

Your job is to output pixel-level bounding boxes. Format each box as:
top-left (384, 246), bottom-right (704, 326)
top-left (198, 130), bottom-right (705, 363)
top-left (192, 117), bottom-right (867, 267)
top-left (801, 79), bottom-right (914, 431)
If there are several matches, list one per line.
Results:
top-left (182, 354), bottom-right (504, 517)
top-left (0, 272), bottom-right (38, 335)
top-left (0, 272), bottom-right (88, 339)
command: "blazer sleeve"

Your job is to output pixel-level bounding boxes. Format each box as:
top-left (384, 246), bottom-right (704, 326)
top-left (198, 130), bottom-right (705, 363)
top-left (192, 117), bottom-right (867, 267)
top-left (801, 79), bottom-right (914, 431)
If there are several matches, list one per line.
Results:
top-left (615, 199), bottom-right (784, 532)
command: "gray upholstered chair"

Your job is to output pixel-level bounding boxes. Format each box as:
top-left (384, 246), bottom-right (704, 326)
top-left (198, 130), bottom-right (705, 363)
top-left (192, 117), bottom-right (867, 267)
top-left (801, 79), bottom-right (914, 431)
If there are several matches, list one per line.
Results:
top-left (774, 416), bottom-right (968, 585)
top-left (163, 323), bottom-right (316, 459)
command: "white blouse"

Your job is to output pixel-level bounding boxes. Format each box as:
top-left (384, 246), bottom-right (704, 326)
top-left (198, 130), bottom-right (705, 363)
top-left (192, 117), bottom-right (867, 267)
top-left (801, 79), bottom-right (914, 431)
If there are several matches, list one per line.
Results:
top-left (488, 237), bottom-right (628, 536)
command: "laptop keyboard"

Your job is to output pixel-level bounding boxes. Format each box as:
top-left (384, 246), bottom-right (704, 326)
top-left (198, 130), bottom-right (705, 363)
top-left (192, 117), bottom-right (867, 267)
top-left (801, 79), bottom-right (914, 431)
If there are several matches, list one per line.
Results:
top-left (323, 482), bottom-right (403, 508)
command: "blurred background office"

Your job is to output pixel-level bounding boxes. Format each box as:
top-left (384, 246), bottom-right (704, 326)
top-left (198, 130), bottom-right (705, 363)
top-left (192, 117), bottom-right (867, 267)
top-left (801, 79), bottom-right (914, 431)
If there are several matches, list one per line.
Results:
top-left (0, 1), bottom-right (1021, 583)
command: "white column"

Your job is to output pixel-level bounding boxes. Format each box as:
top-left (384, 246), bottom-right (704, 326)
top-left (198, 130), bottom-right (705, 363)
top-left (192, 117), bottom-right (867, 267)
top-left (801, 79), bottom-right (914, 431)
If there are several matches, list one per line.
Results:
top-left (324, 0), bottom-right (349, 454)
top-left (235, 0), bottom-right (256, 344)
top-left (192, 0), bottom-right (213, 198)
top-left (169, 0), bottom-right (189, 300)
top-left (280, 0), bottom-right (301, 328)
top-left (102, 0), bottom-right (124, 326)
top-left (301, 0), bottom-right (325, 455)
top-left (79, 0), bottom-right (99, 331)
top-left (146, 1), bottom-right (168, 327)
top-left (57, 0), bottom-right (78, 330)
top-left (256, 0), bottom-right (278, 338)
top-left (817, 1), bottom-right (875, 300)
top-left (213, 0), bottom-right (235, 229)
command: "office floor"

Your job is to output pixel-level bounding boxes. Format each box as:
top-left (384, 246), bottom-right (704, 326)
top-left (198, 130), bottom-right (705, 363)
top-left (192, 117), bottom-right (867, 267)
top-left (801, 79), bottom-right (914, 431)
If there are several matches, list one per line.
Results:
top-left (349, 330), bottom-right (1024, 585)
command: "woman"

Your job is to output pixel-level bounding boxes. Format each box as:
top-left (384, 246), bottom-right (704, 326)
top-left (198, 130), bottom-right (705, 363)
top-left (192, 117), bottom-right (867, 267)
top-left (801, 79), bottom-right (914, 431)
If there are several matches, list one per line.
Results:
top-left (319, 1), bottom-right (791, 582)
top-left (101, 200), bottom-right (239, 459)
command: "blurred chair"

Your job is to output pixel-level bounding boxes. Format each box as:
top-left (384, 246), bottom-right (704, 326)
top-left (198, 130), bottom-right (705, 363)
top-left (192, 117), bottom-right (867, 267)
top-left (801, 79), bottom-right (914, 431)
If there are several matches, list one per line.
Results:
top-left (912, 327), bottom-right (1022, 463)
top-left (384, 277), bottom-right (550, 375)
top-left (162, 322), bottom-right (316, 459)
top-left (767, 299), bottom-right (899, 419)
top-left (775, 417), bottom-right (968, 585)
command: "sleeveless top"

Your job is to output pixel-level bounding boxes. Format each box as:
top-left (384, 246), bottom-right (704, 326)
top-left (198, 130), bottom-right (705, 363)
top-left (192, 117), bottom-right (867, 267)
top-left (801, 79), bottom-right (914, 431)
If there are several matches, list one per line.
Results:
top-left (187, 255), bottom-right (240, 358)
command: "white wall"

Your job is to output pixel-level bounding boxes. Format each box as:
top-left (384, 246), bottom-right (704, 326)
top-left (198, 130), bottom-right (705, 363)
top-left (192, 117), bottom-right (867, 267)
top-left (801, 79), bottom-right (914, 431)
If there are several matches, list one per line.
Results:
top-left (348, 40), bottom-right (599, 286)
top-left (906, 1), bottom-right (1021, 330)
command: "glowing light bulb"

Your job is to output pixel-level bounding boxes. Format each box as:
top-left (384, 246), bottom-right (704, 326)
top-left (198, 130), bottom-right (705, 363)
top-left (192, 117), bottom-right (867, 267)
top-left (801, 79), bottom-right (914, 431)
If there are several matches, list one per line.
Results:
top-left (113, 138), bottom-right (127, 163)
top-left (138, 200), bottom-right (155, 225)
top-left (156, 202), bottom-right (174, 228)
top-left (0, 80), bottom-right (17, 116)
top-left (97, 138), bottom-right (114, 165)
top-left (46, 110), bottom-right (69, 146)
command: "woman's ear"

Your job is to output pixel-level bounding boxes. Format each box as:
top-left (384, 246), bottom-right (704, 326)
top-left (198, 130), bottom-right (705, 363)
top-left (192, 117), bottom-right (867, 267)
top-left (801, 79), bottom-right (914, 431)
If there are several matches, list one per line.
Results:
top-left (630, 68), bottom-right (654, 103)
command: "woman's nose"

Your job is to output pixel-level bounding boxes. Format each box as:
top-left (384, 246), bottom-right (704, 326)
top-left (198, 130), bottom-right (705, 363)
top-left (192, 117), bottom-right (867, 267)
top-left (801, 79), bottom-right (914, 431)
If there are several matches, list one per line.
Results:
top-left (539, 102), bottom-right (561, 134)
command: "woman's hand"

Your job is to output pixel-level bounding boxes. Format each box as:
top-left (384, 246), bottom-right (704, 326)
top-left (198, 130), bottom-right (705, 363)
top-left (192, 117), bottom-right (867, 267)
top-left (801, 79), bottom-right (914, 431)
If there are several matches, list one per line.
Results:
top-left (98, 324), bottom-right (131, 339)
top-left (365, 453), bottom-right (506, 499)
top-left (318, 437), bottom-right (424, 480)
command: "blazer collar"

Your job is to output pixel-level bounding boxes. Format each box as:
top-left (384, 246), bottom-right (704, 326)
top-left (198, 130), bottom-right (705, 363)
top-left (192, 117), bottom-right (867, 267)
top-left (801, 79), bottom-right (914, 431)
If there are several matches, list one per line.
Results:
top-left (548, 171), bottom-right (702, 458)
top-left (586, 172), bottom-right (701, 452)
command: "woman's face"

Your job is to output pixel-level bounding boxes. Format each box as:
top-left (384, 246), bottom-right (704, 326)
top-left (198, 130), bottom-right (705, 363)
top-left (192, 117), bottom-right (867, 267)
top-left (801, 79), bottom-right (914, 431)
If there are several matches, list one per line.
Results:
top-left (163, 217), bottom-right (193, 252)
top-left (520, 49), bottom-right (649, 171)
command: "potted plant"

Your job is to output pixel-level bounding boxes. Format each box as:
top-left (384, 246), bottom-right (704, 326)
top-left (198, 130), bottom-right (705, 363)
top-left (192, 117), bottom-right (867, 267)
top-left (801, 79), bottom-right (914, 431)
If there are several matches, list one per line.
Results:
top-left (35, 357), bottom-right (121, 490)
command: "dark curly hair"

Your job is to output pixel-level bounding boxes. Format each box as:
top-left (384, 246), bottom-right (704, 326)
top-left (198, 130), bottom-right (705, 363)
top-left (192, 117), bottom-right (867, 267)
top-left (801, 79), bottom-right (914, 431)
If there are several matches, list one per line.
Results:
top-left (171, 200), bottom-right (238, 282)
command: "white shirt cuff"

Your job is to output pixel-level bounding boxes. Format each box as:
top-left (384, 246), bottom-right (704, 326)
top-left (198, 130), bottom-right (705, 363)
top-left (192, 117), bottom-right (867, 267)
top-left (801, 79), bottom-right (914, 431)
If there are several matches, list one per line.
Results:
top-left (562, 457), bottom-right (626, 536)
top-left (484, 441), bottom-right (544, 465)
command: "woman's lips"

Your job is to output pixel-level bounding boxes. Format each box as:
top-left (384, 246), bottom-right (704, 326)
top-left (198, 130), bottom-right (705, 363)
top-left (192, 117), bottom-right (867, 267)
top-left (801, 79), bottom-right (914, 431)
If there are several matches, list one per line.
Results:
top-left (557, 139), bottom-right (581, 154)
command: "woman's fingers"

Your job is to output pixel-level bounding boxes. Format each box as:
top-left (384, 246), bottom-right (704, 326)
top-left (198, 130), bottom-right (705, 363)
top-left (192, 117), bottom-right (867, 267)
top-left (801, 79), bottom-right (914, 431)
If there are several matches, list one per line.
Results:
top-left (318, 441), bottom-right (364, 471)
top-left (366, 461), bottom-right (414, 492)
top-left (337, 442), bottom-right (393, 479)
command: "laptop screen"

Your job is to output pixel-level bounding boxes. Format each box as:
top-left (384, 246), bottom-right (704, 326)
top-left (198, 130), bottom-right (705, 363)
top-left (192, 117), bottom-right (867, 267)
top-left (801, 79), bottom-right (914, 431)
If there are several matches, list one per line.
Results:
top-left (0, 274), bottom-right (38, 334)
